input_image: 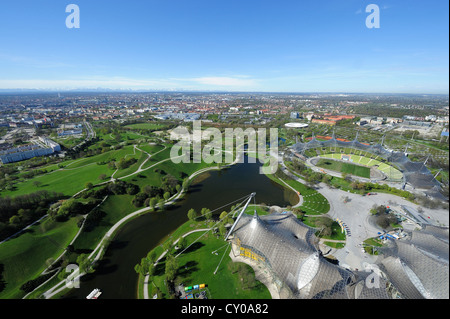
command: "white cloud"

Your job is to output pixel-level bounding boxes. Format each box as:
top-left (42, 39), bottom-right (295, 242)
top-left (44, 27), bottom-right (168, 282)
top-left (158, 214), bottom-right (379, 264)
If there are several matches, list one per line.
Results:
top-left (0, 77), bottom-right (179, 90)
top-left (0, 75), bottom-right (260, 91)
top-left (189, 76), bottom-right (258, 87)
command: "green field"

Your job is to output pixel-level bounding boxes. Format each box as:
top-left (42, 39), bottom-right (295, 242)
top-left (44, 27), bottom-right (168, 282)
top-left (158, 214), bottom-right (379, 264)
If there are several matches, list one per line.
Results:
top-left (264, 168), bottom-right (330, 215)
top-left (1, 143), bottom-right (164, 197)
top-left (0, 217), bottom-right (80, 299)
top-left (146, 221), bottom-right (271, 299)
top-left (283, 178), bottom-right (330, 215)
top-left (318, 153), bottom-right (403, 180)
top-left (124, 123), bottom-right (167, 130)
top-left (316, 158), bottom-right (371, 178)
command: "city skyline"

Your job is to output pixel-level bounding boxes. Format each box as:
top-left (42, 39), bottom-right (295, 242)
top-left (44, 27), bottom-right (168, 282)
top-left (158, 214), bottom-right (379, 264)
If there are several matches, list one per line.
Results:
top-left (0, 0), bottom-right (448, 94)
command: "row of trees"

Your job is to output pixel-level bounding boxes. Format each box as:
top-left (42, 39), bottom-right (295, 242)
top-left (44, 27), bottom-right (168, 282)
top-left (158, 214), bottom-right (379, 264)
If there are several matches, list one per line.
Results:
top-left (135, 204), bottom-right (264, 298)
top-left (48, 197), bottom-right (101, 222)
top-left (131, 173), bottom-right (182, 208)
top-left (134, 230), bottom-right (190, 298)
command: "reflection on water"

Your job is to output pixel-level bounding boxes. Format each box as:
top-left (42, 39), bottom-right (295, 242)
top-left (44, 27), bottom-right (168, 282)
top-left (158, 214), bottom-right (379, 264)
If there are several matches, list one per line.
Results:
top-left (64, 158), bottom-right (296, 299)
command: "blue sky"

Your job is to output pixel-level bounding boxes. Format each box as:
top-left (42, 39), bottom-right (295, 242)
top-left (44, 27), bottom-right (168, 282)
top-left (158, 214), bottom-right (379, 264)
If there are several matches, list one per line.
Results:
top-left (0, 0), bottom-right (448, 93)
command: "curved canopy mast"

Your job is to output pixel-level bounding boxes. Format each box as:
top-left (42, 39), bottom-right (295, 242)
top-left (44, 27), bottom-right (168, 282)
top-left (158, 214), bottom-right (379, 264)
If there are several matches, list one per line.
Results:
top-left (225, 192), bottom-right (256, 241)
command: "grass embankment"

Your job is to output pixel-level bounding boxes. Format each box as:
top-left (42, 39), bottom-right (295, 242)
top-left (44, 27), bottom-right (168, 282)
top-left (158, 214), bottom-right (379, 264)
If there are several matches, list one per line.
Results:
top-left (0, 217), bottom-right (80, 299)
top-left (264, 168), bottom-right (330, 215)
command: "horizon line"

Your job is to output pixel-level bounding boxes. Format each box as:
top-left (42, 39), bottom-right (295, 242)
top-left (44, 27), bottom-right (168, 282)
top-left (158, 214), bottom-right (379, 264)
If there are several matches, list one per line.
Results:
top-left (0, 88), bottom-right (448, 96)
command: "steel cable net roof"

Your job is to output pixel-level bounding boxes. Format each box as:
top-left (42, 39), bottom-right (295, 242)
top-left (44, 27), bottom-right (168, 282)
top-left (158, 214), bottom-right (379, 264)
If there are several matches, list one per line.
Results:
top-left (291, 136), bottom-right (442, 191)
top-left (231, 212), bottom-right (390, 299)
top-left (378, 225), bottom-right (449, 299)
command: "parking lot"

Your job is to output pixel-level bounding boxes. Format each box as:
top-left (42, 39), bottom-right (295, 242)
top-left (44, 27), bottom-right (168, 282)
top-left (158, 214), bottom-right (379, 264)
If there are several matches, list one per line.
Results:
top-left (312, 182), bottom-right (449, 270)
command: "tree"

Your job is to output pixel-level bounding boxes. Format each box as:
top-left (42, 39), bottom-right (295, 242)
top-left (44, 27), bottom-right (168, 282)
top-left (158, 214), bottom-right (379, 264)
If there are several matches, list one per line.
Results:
top-left (219, 211), bottom-right (228, 220)
top-left (157, 199), bottom-right (165, 210)
top-left (187, 208), bottom-right (197, 221)
top-left (126, 183), bottom-right (140, 195)
top-left (147, 250), bottom-right (157, 264)
top-left (132, 192), bottom-right (148, 207)
top-left (163, 192), bottom-right (171, 201)
top-left (316, 218), bottom-right (333, 237)
top-left (85, 182), bottom-right (93, 190)
top-left (134, 264), bottom-right (144, 276)
top-left (9, 215), bottom-right (21, 225)
top-left (165, 254), bottom-right (178, 282)
top-left (149, 197), bottom-right (158, 209)
top-left (201, 207), bottom-right (212, 220)
top-left (147, 263), bottom-right (155, 277)
top-left (321, 174), bottom-right (331, 184)
top-left (33, 181), bottom-right (42, 188)
top-left (292, 207), bottom-right (305, 220)
top-left (219, 224), bottom-right (227, 237)
top-left (163, 238), bottom-right (173, 254)
top-left (177, 236), bottom-right (187, 251)
top-left (76, 254), bottom-right (91, 274)
top-left (376, 214), bottom-right (397, 229)
top-left (140, 258), bottom-right (149, 276)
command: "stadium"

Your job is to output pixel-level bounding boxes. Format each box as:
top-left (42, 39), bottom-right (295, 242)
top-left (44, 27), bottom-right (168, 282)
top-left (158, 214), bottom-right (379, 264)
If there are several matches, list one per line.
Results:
top-left (226, 197), bottom-right (449, 299)
top-left (289, 133), bottom-right (445, 200)
top-left (228, 211), bottom-right (393, 299)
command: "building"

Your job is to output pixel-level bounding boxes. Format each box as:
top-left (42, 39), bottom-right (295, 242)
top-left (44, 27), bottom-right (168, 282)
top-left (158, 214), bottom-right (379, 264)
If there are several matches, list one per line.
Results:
top-left (290, 112), bottom-right (300, 119)
top-left (284, 123), bottom-right (309, 129)
top-left (229, 212), bottom-right (391, 299)
top-left (0, 137), bottom-right (61, 164)
top-left (311, 119), bottom-right (336, 125)
top-left (378, 225), bottom-right (449, 299)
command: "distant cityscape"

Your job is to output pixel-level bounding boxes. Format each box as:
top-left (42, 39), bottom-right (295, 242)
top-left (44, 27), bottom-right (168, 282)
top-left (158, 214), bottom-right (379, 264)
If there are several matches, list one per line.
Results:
top-left (0, 92), bottom-right (448, 164)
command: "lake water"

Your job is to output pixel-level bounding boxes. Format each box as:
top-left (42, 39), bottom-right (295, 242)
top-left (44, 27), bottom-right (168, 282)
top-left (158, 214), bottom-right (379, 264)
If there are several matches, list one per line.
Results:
top-left (64, 157), bottom-right (296, 299)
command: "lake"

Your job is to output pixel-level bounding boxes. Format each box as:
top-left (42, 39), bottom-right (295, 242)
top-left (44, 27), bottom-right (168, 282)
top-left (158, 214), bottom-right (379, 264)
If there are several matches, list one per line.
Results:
top-left (64, 157), bottom-right (296, 299)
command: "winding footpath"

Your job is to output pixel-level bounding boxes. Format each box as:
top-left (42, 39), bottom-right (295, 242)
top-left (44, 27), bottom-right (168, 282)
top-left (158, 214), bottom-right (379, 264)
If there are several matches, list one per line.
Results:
top-left (40, 147), bottom-right (238, 299)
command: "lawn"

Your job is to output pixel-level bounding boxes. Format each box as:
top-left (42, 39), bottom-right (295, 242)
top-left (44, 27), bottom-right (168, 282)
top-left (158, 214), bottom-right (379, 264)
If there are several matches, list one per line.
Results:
top-left (316, 158), bottom-right (370, 178)
top-left (124, 123), bottom-right (167, 130)
top-left (1, 143), bottom-right (161, 198)
top-left (282, 178), bottom-right (330, 215)
top-left (0, 216), bottom-right (80, 299)
top-left (71, 194), bottom-right (137, 253)
top-left (0, 145), bottom-right (145, 198)
top-left (149, 230), bottom-right (271, 299)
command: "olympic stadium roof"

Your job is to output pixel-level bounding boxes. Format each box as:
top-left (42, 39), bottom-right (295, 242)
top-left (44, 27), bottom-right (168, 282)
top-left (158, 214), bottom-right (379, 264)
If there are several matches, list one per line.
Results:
top-left (290, 135), bottom-right (443, 192)
top-left (231, 212), bottom-right (391, 299)
top-left (378, 225), bottom-right (449, 299)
